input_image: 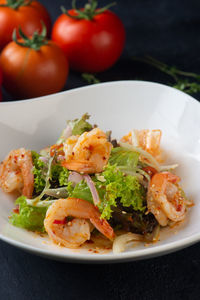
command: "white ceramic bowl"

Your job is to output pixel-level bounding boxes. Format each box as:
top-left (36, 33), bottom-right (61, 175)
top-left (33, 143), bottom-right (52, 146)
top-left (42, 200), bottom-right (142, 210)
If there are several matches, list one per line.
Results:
top-left (0, 81), bottom-right (200, 263)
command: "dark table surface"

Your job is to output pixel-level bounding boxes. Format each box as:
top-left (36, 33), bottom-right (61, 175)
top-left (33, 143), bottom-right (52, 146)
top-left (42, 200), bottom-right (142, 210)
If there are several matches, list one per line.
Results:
top-left (1, 0), bottom-right (200, 299)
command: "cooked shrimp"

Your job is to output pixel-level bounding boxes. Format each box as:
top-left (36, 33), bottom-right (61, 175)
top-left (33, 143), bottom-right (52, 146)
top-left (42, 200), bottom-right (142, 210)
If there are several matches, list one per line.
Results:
top-left (44, 198), bottom-right (115, 248)
top-left (121, 129), bottom-right (162, 158)
top-left (0, 148), bottom-right (34, 198)
top-left (62, 128), bottom-right (112, 173)
top-left (147, 172), bottom-right (186, 226)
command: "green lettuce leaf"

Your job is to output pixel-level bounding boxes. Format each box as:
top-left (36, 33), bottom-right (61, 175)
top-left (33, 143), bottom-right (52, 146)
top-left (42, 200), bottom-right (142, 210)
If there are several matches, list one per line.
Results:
top-left (67, 180), bottom-right (105, 204)
top-left (109, 147), bottom-right (140, 169)
top-left (68, 113), bottom-right (92, 135)
top-left (51, 165), bottom-right (69, 187)
top-left (32, 151), bottom-right (46, 194)
top-left (98, 165), bottom-right (146, 219)
top-left (67, 181), bottom-right (93, 203)
top-left (10, 196), bottom-right (47, 232)
top-left (67, 164), bottom-right (146, 220)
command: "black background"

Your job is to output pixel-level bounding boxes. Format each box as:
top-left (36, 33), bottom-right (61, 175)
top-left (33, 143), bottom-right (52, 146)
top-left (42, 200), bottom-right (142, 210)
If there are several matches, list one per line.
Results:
top-left (1, 0), bottom-right (200, 299)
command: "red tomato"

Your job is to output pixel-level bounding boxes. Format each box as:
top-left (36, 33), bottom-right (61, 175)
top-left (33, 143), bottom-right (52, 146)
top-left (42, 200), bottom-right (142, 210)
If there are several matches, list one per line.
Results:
top-left (0, 40), bottom-right (69, 99)
top-left (0, 66), bottom-right (2, 85)
top-left (0, 0), bottom-right (51, 50)
top-left (52, 9), bottom-right (125, 73)
top-left (0, 66), bottom-right (2, 101)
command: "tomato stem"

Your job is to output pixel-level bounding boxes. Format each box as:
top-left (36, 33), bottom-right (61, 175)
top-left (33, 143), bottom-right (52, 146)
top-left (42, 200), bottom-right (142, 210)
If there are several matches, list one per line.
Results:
top-left (0, 0), bottom-right (33, 9)
top-left (13, 22), bottom-right (48, 51)
top-left (61, 0), bottom-right (116, 20)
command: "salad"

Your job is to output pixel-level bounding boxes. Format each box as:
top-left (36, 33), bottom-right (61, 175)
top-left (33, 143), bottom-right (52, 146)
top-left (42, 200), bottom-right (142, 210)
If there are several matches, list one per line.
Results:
top-left (0, 114), bottom-right (192, 253)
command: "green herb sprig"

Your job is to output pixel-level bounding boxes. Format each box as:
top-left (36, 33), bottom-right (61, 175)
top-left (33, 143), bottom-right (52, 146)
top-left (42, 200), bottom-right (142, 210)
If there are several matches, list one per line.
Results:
top-left (133, 56), bottom-right (200, 95)
top-left (82, 73), bottom-right (100, 84)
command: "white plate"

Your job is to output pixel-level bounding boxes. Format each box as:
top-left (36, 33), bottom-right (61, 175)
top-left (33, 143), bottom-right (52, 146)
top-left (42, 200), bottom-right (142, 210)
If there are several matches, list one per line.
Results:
top-left (0, 80), bottom-right (200, 263)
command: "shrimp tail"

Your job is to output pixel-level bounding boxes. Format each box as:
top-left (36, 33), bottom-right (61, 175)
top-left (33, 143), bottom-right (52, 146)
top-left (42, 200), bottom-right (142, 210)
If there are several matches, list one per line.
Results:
top-left (44, 198), bottom-right (115, 248)
top-left (62, 160), bottom-right (95, 174)
top-left (163, 172), bottom-right (180, 184)
top-left (90, 217), bottom-right (115, 240)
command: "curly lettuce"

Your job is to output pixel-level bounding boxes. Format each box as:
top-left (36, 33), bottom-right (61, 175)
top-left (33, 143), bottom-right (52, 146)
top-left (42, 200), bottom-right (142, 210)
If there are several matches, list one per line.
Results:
top-left (98, 165), bottom-right (146, 219)
top-left (32, 151), bottom-right (46, 194)
top-left (51, 165), bottom-right (69, 187)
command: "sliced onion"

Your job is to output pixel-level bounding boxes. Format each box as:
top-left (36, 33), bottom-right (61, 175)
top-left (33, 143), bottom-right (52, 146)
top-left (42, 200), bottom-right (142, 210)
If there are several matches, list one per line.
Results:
top-left (131, 130), bottom-right (139, 147)
top-left (56, 125), bottom-right (72, 145)
top-left (159, 164), bottom-right (178, 171)
top-left (40, 147), bottom-right (50, 157)
top-left (119, 141), bottom-right (160, 170)
top-left (57, 155), bottom-right (65, 162)
top-left (117, 167), bottom-right (144, 181)
top-left (26, 198), bottom-right (56, 207)
top-left (68, 171), bottom-right (83, 186)
top-left (84, 174), bottom-right (100, 206)
top-left (113, 233), bottom-right (143, 254)
top-left (62, 125), bottom-right (72, 139)
top-left (135, 168), bottom-right (151, 181)
top-left (39, 156), bottom-right (48, 163)
top-left (45, 187), bottom-right (68, 198)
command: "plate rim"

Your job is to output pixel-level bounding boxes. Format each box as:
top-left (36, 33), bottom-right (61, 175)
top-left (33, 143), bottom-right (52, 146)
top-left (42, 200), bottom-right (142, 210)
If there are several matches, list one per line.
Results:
top-left (0, 79), bottom-right (199, 107)
top-left (0, 229), bottom-right (199, 263)
top-left (0, 80), bottom-right (200, 263)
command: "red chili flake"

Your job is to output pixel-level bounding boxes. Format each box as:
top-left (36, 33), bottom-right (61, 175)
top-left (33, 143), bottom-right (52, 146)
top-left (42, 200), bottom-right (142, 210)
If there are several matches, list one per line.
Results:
top-left (21, 154), bottom-right (24, 158)
top-left (13, 207), bottom-right (19, 214)
top-left (53, 219), bottom-right (66, 225)
top-left (99, 219), bottom-right (103, 225)
top-left (94, 250), bottom-right (99, 253)
top-left (176, 204), bottom-right (182, 212)
top-left (50, 143), bottom-right (64, 157)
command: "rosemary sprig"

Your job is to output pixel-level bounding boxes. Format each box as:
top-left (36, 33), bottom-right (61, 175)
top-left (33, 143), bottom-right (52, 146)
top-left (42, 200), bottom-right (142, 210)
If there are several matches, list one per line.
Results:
top-left (82, 73), bottom-right (100, 84)
top-left (173, 80), bottom-right (200, 94)
top-left (133, 56), bottom-right (200, 95)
